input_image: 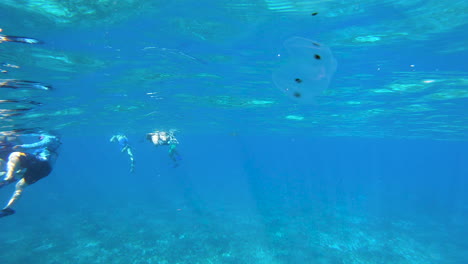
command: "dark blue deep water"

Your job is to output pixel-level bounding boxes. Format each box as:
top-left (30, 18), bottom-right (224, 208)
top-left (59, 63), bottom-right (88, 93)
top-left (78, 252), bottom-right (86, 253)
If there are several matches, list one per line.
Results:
top-left (0, 1), bottom-right (467, 263)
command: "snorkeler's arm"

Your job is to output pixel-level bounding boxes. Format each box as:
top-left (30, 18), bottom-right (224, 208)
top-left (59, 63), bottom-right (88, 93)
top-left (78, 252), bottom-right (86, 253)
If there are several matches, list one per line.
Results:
top-left (15, 136), bottom-right (51, 149)
top-left (168, 144), bottom-right (175, 153)
top-left (110, 135), bottom-right (117, 142)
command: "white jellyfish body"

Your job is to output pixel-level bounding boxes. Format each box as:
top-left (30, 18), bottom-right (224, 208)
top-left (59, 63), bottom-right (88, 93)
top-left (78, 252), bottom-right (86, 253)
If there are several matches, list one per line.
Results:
top-left (272, 37), bottom-right (337, 104)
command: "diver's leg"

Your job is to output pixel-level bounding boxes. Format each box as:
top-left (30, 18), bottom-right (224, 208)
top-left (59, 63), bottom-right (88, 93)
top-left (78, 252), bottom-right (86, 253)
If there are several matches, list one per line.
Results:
top-left (3, 178), bottom-right (27, 209)
top-left (127, 148), bottom-right (135, 172)
top-left (121, 145), bottom-right (128, 153)
top-left (169, 145), bottom-right (181, 162)
top-left (170, 153), bottom-right (177, 163)
top-left (4, 152), bottom-right (23, 181)
top-left (168, 146), bottom-right (181, 168)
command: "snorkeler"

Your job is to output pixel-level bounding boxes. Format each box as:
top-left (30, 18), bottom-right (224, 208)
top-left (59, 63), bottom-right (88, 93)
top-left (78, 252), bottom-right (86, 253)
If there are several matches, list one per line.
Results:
top-left (0, 79), bottom-right (52, 90)
top-left (0, 133), bottom-right (61, 218)
top-left (146, 130), bottom-right (182, 167)
top-left (0, 29), bottom-right (43, 44)
top-left (110, 134), bottom-right (135, 173)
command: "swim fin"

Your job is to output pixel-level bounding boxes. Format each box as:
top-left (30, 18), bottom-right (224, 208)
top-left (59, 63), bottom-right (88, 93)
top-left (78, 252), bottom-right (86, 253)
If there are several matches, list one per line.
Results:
top-left (0, 208), bottom-right (15, 218)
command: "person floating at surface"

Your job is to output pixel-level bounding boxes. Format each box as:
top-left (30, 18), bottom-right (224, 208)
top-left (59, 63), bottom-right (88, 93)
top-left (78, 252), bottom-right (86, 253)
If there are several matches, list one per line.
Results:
top-left (110, 134), bottom-right (135, 173)
top-left (146, 130), bottom-right (182, 167)
top-left (0, 79), bottom-right (52, 90)
top-left (0, 28), bottom-right (43, 44)
top-left (0, 133), bottom-right (61, 218)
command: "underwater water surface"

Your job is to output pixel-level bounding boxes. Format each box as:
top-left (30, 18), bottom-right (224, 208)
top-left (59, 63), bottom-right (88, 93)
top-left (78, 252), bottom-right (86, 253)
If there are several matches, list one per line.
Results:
top-left (0, 1), bottom-right (467, 263)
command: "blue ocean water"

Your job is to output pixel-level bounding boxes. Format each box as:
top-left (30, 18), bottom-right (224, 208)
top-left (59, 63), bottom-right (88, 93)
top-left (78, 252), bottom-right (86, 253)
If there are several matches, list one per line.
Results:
top-left (0, 1), bottom-right (467, 263)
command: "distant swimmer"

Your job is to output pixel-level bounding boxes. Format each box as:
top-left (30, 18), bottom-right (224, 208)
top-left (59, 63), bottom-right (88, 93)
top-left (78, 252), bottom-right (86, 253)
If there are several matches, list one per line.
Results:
top-left (0, 108), bottom-right (34, 118)
top-left (146, 129), bottom-right (182, 167)
top-left (0, 100), bottom-right (41, 118)
top-left (110, 134), bottom-right (135, 173)
top-left (0, 29), bottom-right (43, 44)
top-left (0, 99), bottom-right (42, 106)
top-left (1, 63), bottom-right (20, 69)
top-left (0, 133), bottom-right (61, 218)
top-left (0, 79), bottom-right (52, 90)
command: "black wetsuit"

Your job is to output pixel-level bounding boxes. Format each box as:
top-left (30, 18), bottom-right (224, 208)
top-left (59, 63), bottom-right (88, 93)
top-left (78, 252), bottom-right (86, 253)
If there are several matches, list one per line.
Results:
top-left (18, 153), bottom-right (52, 185)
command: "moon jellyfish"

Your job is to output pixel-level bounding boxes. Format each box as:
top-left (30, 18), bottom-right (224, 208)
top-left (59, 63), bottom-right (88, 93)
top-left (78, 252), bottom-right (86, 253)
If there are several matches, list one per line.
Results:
top-left (273, 37), bottom-right (337, 104)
